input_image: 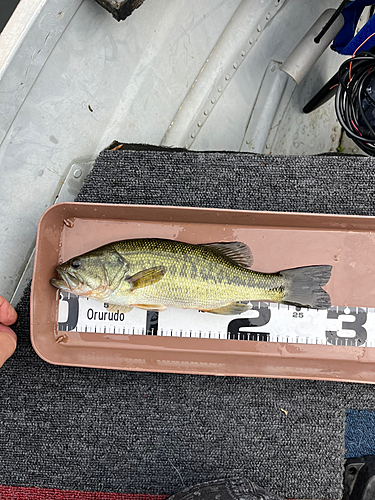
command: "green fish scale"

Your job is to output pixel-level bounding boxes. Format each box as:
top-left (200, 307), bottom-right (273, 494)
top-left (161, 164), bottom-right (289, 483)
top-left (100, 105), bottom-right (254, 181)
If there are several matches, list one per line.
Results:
top-left (110, 239), bottom-right (285, 310)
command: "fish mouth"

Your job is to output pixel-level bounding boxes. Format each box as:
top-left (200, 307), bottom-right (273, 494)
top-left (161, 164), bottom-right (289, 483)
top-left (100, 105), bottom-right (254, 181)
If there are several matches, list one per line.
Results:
top-left (50, 269), bottom-right (80, 291)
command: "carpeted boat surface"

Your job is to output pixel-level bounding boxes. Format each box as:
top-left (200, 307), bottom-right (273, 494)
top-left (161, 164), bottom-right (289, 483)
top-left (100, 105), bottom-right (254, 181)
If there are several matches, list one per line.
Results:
top-left (345, 410), bottom-right (375, 458)
top-left (2, 149), bottom-right (375, 500)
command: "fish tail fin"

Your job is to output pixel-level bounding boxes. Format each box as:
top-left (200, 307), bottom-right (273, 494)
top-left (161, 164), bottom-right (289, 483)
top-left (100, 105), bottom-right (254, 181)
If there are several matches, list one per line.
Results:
top-left (281, 265), bottom-right (332, 309)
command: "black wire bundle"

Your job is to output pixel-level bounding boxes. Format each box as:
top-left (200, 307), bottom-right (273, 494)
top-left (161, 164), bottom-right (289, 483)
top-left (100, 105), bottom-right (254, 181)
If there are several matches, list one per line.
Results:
top-left (314, 0), bottom-right (352, 44)
top-left (335, 50), bottom-right (375, 155)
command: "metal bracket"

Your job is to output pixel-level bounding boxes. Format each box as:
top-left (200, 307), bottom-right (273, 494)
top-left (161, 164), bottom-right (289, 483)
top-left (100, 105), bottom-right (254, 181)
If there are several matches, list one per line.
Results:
top-left (343, 456), bottom-right (375, 500)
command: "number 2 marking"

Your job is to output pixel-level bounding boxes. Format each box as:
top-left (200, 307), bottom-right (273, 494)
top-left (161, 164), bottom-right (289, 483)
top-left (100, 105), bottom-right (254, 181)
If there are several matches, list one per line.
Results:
top-left (227, 303), bottom-right (271, 340)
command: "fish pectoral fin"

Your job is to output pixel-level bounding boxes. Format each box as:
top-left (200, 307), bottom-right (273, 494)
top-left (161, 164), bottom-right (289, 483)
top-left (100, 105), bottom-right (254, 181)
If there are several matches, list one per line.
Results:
top-left (199, 242), bottom-right (253, 268)
top-left (126, 266), bottom-right (166, 291)
top-left (201, 302), bottom-right (253, 315)
top-left (133, 304), bottom-right (167, 312)
top-left (105, 304), bottom-right (133, 313)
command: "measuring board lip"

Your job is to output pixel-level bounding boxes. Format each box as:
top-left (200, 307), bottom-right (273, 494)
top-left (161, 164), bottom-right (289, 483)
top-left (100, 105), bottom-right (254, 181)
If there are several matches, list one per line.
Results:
top-left (30, 202), bottom-right (375, 383)
top-left (30, 329), bottom-right (372, 383)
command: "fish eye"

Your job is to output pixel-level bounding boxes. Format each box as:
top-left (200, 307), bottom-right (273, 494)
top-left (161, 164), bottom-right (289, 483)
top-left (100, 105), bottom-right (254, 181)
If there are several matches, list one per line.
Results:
top-left (71, 259), bottom-right (81, 269)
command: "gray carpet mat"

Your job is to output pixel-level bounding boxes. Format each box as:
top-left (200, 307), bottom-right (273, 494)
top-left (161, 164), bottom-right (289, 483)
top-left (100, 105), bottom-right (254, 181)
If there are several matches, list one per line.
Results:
top-left (3, 149), bottom-right (375, 500)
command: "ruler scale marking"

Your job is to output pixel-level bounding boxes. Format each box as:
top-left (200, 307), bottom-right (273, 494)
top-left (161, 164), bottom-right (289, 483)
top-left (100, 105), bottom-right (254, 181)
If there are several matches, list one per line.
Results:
top-left (57, 294), bottom-right (375, 347)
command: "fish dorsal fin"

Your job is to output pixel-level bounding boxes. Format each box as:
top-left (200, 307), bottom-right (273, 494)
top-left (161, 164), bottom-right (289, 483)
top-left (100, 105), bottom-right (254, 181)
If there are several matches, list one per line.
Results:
top-left (126, 266), bottom-right (166, 291)
top-left (199, 242), bottom-right (253, 268)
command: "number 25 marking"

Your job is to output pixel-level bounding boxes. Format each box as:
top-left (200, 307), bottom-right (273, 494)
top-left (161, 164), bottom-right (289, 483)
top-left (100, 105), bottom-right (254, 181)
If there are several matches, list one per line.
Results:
top-left (292, 312), bottom-right (304, 318)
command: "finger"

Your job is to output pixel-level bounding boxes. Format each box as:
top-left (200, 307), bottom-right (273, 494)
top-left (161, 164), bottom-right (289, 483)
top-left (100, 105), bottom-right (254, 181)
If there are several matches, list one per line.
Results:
top-left (0, 296), bottom-right (17, 326)
top-left (0, 324), bottom-right (17, 341)
top-left (0, 327), bottom-right (17, 367)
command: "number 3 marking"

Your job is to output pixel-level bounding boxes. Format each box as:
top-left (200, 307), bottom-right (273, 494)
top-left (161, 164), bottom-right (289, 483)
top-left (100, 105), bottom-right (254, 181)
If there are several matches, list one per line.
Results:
top-left (326, 307), bottom-right (367, 346)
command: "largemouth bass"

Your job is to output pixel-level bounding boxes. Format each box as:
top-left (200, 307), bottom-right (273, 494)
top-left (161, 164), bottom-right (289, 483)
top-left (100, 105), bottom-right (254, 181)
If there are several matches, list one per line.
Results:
top-left (50, 238), bottom-right (332, 314)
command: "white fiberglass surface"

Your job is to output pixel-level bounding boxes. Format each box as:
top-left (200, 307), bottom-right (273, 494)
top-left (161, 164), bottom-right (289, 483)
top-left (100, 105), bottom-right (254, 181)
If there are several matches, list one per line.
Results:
top-left (0, 0), bottom-right (347, 301)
